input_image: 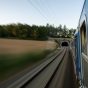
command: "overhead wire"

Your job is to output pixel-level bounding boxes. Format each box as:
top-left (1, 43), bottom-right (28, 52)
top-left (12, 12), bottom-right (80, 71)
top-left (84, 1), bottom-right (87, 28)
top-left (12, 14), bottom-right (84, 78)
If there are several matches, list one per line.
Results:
top-left (37, 0), bottom-right (56, 25)
top-left (40, 0), bottom-right (53, 17)
top-left (27, 0), bottom-right (49, 22)
top-left (44, 0), bottom-right (57, 24)
top-left (34, 0), bottom-right (50, 20)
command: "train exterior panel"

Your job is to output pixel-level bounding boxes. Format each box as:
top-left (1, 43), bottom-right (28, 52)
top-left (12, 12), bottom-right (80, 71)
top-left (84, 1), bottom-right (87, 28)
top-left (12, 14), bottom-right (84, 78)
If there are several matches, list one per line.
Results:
top-left (75, 32), bottom-right (82, 81)
top-left (76, 0), bottom-right (88, 87)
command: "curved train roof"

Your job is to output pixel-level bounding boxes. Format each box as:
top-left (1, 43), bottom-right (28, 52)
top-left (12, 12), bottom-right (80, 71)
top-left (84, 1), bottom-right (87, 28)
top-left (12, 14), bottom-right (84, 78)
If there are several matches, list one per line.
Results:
top-left (78, 0), bottom-right (86, 28)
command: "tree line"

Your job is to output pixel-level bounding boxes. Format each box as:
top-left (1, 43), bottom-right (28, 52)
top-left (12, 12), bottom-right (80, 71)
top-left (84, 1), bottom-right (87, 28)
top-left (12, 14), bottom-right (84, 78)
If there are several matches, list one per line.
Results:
top-left (0, 23), bottom-right (76, 40)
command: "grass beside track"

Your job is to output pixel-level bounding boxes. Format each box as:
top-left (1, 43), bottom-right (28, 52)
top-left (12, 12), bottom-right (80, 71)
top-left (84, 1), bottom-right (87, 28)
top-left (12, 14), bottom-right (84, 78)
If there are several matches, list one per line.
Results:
top-left (0, 50), bottom-right (52, 81)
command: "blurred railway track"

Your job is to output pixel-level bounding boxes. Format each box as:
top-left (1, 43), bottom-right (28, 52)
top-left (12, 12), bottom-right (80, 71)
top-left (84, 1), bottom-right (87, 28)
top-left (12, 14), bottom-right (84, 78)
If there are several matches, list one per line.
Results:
top-left (0, 47), bottom-right (76, 88)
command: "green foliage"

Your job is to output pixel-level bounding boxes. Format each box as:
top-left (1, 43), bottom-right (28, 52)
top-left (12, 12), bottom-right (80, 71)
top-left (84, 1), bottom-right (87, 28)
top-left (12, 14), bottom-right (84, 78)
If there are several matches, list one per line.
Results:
top-left (0, 50), bottom-right (52, 81)
top-left (0, 23), bottom-right (76, 40)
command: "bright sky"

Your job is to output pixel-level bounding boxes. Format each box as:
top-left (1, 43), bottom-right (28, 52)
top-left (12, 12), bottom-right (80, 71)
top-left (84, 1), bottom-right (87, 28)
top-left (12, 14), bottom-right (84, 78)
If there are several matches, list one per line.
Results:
top-left (0, 0), bottom-right (84, 29)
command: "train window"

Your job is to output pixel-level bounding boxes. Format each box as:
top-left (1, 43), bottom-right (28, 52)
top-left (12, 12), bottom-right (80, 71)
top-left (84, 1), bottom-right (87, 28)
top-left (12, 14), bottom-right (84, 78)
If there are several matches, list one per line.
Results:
top-left (80, 22), bottom-right (87, 55)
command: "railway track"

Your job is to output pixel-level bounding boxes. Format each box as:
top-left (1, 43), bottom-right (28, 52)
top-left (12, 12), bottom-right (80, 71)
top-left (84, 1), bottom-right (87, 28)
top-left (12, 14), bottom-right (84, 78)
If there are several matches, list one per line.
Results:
top-left (0, 47), bottom-right (76, 88)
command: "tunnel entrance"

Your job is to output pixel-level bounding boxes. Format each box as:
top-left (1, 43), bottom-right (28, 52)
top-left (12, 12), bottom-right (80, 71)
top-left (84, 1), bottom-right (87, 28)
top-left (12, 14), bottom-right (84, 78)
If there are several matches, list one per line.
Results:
top-left (61, 42), bottom-right (69, 46)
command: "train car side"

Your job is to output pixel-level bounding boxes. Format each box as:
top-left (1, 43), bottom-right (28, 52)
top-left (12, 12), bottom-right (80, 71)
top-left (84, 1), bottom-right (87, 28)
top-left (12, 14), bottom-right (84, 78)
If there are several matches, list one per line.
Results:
top-left (77, 0), bottom-right (88, 87)
top-left (75, 32), bottom-right (82, 81)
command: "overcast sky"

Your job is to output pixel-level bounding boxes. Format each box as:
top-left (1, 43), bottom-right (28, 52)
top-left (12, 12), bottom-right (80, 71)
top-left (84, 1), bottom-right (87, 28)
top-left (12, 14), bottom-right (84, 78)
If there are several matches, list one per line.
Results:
top-left (0, 0), bottom-right (85, 28)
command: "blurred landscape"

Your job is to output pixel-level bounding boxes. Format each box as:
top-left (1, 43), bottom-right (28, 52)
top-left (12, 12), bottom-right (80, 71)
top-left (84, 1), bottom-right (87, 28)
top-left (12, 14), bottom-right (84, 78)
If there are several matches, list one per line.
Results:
top-left (0, 38), bottom-right (57, 81)
top-left (0, 39), bottom-right (57, 54)
top-left (0, 23), bottom-right (76, 82)
top-left (0, 0), bottom-right (84, 87)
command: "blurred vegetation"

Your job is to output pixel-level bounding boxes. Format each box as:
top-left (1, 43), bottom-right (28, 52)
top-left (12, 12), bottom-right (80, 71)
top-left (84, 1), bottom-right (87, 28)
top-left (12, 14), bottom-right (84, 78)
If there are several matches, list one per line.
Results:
top-left (0, 23), bottom-right (76, 40)
top-left (0, 50), bottom-right (52, 81)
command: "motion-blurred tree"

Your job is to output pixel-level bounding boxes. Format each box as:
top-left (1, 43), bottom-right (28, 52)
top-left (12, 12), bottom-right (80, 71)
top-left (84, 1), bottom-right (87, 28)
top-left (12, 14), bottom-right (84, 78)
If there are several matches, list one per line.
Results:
top-left (0, 23), bottom-right (76, 40)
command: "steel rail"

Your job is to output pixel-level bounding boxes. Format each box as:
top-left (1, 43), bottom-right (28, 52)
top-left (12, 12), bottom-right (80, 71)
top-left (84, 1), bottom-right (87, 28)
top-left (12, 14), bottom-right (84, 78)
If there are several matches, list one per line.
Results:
top-left (6, 48), bottom-right (65, 88)
top-left (0, 48), bottom-right (60, 88)
top-left (21, 48), bottom-right (66, 88)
